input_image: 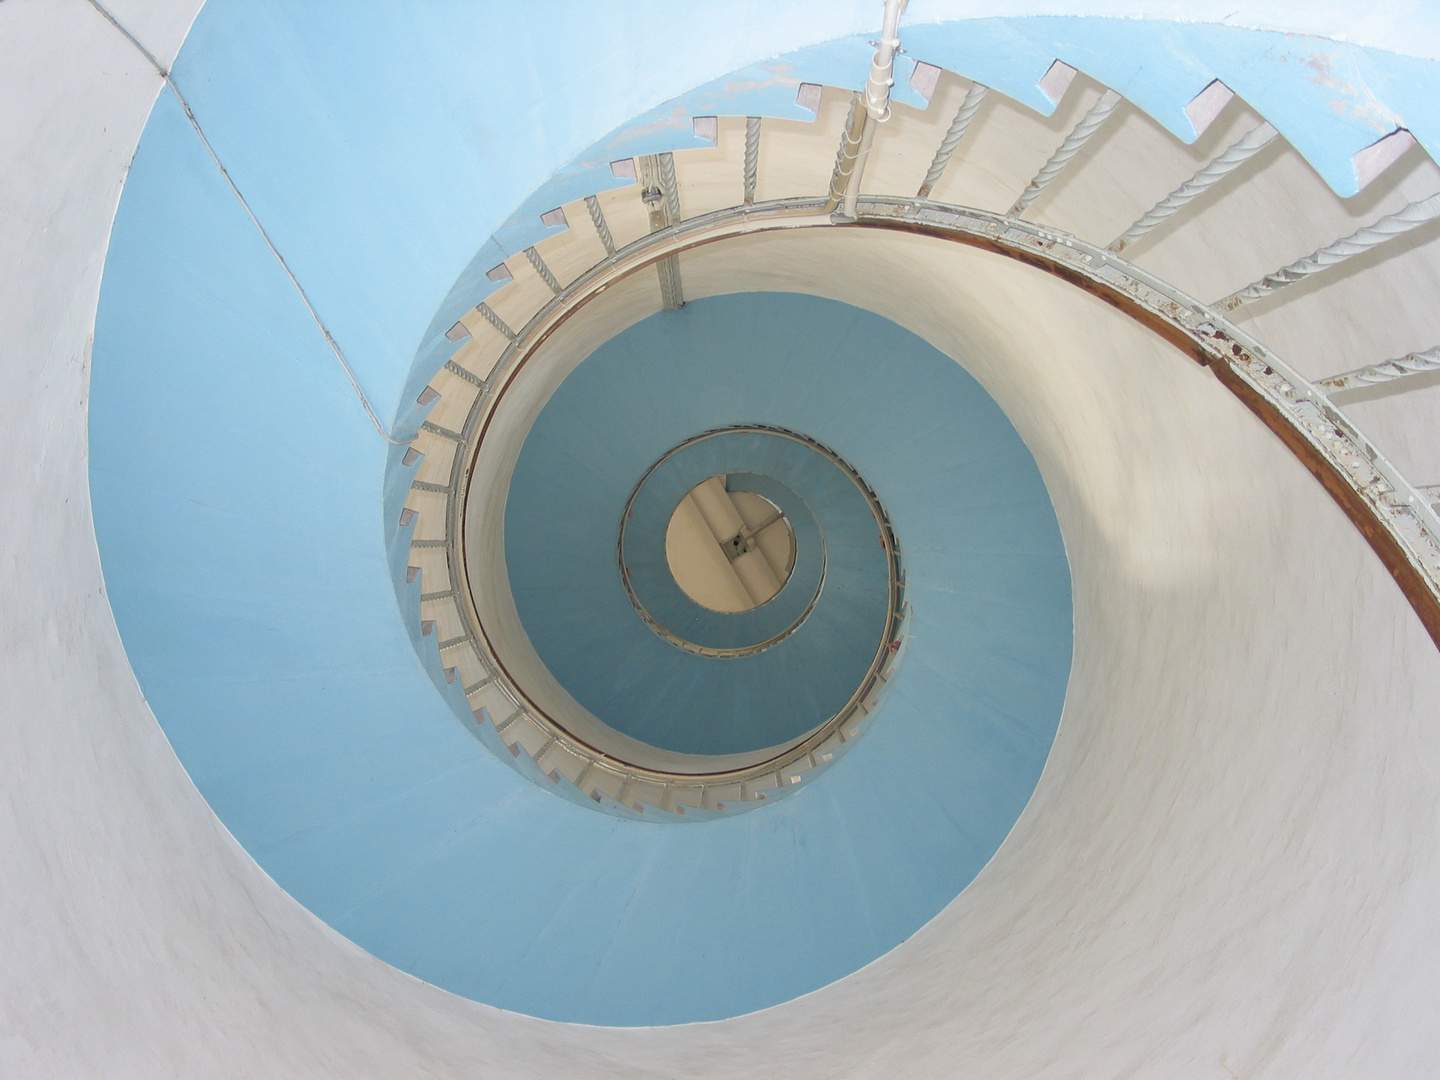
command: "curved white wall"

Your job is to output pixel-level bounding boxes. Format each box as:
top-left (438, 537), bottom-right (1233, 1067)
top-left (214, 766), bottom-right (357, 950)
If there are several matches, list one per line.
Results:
top-left (6, 1), bottom-right (1440, 1075)
top-left (674, 229), bottom-right (1440, 1074)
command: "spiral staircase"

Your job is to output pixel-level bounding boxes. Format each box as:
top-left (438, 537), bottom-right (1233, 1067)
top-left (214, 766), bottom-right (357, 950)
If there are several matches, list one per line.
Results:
top-left (7, 0), bottom-right (1440, 1075)
top-left (400, 54), bottom-right (1440, 816)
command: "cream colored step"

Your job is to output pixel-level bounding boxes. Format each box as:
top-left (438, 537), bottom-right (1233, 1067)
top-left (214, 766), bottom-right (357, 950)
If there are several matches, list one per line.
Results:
top-left (404, 67), bottom-right (1440, 817)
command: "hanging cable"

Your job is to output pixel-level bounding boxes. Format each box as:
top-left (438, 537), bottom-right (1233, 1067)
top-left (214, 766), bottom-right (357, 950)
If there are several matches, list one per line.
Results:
top-left (82, 0), bottom-right (413, 445)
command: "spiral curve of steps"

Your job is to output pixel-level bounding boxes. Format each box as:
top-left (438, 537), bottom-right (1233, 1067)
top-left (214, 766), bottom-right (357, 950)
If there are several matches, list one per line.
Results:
top-left (12, 2), bottom-right (1440, 1073)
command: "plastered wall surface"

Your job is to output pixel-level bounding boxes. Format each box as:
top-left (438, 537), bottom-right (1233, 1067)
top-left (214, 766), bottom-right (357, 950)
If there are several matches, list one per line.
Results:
top-left (6, 0), bottom-right (1440, 1075)
top-left (666, 230), bottom-right (1440, 1076)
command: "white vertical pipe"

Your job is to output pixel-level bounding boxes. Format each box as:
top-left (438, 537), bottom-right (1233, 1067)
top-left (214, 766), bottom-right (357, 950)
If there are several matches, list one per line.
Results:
top-left (842, 0), bottom-right (906, 218)
top-left (841, 121), bottom-right (878, 219)
top-left (864, 0), bottom-right (906, 123)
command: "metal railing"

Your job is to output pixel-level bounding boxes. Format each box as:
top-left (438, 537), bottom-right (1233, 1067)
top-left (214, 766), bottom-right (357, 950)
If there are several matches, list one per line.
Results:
top-left (403, 83), bottom-right (1440, 818)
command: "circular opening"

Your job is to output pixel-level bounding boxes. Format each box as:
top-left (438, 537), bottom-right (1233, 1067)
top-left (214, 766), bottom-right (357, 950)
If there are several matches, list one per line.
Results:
top-left (664, 475), bottom-right (796, 613)
top-left (617, 428), bottom-right (856, 661)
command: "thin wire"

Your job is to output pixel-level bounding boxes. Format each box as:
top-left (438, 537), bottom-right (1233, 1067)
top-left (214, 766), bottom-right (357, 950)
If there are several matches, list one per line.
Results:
top-left (83, 0), bottom-right (412, 445)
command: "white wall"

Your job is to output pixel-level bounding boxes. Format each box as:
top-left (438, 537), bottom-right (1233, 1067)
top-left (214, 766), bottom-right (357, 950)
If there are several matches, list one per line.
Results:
top-left (5, 0), bottom-right (1440, 1075)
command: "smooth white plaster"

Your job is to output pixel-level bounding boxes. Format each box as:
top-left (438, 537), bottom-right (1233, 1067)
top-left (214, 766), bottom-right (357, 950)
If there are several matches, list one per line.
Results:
top-left (5, 0), bottom-right (1440, 1075)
